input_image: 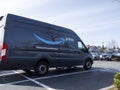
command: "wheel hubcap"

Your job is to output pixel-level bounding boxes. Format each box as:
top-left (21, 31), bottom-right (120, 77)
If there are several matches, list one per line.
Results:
top-left (39, 65), bottom-right (46, 74)
top-left (86, 62), bottom-right (91, 68)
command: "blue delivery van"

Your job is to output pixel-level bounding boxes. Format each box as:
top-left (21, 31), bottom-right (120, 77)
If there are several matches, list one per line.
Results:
top-left (0, 14), bottom-right (93, 75)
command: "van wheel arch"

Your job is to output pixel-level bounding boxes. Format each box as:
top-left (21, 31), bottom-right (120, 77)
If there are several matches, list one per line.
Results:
top-left (35, 58), bottom-right (50, 68)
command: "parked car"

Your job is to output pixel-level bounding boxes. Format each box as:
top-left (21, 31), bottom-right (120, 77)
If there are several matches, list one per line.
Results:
top-left (91, 52), bottom-right (100, 60)
top-left (100, 51), bottom-right (114, 61)
top-left (112, 52), bottom-right (120, 61)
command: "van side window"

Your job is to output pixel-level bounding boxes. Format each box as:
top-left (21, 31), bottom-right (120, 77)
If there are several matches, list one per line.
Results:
top-left (78, 41), bottom-right (88, 52)
top-left (65, 38), bottom-right (77, 49)
top-left (67, 41), bottom-right (77, 49)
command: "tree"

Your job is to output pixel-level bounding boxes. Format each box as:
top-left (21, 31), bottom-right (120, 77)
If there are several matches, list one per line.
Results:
top-left (107, 40), bottom-right (118, 49)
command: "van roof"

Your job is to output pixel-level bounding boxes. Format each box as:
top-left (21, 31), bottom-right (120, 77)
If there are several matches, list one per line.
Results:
top-left (5, 14), bottom-right (78, 36)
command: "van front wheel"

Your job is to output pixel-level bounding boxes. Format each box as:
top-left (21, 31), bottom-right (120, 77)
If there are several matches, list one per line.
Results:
top-left (83, 60), bottom-right (92, 70)
top-left (35, 61), bottom-right (48, 76)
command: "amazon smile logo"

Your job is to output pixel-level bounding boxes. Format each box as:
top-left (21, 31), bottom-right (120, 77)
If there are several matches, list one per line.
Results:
top-left (34, 34), bottom-right (65, 45)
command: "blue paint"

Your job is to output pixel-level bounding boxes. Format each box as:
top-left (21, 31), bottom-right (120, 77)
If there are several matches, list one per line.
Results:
top-left (34, 34), bottom-right (65, 45)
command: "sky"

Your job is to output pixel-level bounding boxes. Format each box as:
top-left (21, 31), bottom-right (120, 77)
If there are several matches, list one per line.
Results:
top-left (0, 0), bottom-right (120, 47)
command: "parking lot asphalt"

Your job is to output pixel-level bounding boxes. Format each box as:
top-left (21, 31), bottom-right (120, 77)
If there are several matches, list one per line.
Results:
top-left (0, 61), bottom-right (120, 90)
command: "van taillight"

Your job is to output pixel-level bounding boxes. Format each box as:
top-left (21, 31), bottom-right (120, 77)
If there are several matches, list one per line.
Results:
top-left (1, 43), bottom-right (7, 60)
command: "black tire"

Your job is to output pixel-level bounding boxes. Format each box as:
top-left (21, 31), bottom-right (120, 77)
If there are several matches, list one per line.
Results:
top-left (23, 69), bottom-right (31, 73)
top-left (83, 60), bottom-right (92, 70)
top-left (35, 61), bottom-right (49, 76)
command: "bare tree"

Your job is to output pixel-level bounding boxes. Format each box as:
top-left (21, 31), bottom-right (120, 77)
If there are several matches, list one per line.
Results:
top-left (107, 40), bottom-right (118, 49)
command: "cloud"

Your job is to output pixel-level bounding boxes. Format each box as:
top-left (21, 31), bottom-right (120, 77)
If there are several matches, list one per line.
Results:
top-left (40, 2), bottom-right (120, 34)
top-left (1, 0), bottom-right (119, 34)
top-left (46, 8), bottom-right (107, 22)
top-left (0, 0), bottom-right (51, 15)
top-left (74, 18), bottom-right (120, 33)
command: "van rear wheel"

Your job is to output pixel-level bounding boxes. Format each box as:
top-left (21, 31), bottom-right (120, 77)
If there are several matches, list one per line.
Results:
top-left (35, 61), bottom-right (48, 76)
top-left (83, 60), bottom-right (92, 70)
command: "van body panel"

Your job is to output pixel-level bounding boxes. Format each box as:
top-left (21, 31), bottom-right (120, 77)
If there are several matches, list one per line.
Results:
top-left (0, 14), bottom-right (93, 70)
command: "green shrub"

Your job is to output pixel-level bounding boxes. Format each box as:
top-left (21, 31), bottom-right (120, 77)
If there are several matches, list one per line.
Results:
top-left (114, 72), bottom-right (120, 90)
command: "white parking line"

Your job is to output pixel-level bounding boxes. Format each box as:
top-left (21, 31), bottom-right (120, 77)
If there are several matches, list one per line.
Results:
top-left (0, 72), bottom-right (16, 77)
top-left (0, 69), bottom-right (98, 88)
top-left (0, 68), bottom-right (119, 90)
top-left (0, 79), bottom-right (29, 86)
top-left (100, 85), bottom-right (114, 90)
top-left (34, 69), bottom-right (98, 80)
top-left (16, 69), bottom-right (99, 90)
top-left (0, 70), bottom-right (17, 77)
top-left (14, 71), bottom-right (56, 90)
top-left (98, 68), bottom-right (120, 73)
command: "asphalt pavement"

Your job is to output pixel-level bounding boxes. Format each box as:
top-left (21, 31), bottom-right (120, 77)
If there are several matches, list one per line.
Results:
top-left (0, 61), bottom-right (119, 90)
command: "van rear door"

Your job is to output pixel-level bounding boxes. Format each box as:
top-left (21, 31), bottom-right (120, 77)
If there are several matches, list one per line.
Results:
top-left (0, 16), bottom-right (5, 61)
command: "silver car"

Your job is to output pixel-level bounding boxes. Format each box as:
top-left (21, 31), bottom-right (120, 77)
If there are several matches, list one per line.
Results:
top-left (100, 52), bottom-right (113, 61)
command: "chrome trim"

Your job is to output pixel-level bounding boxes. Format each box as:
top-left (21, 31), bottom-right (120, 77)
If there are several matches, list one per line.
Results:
top-left (35, 46), bottom-right (58, 51)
